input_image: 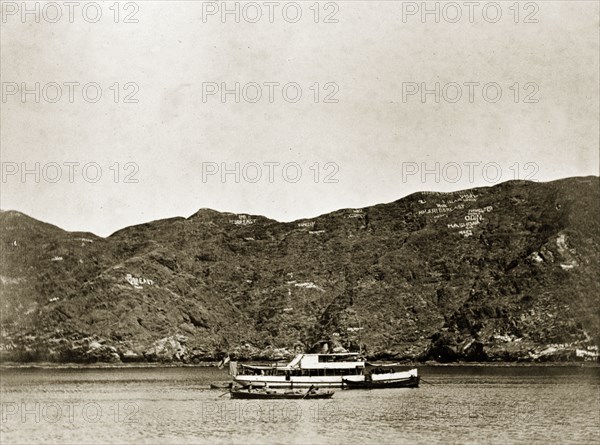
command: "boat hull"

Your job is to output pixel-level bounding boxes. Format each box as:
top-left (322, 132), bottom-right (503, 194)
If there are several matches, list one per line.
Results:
top-left (342, 375), bottom-right (420, 389)
top-left (230, 389), bottom-right (335, 399)
top-left (210, 382), bottom-right (233, 390)
top-left (234, 369), bottom-right (419, 389)
top-left (234, 375), bottom-right (363, 388)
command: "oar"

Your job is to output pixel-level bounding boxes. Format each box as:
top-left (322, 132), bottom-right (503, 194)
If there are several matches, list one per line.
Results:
top-left (419, 378), bottom-right (435, 385)
top-left (220, 382), bottom-right (235, 397)
top-left (302, 385), bottom-right (315, 399)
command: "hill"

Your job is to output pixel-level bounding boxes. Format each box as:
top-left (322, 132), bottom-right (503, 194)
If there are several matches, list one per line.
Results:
top-left (1, 177), bottom-right (598, 363)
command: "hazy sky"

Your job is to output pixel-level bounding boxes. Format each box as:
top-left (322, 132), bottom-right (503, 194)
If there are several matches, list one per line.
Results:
top-left (1, 1), bottom-right (598, 236)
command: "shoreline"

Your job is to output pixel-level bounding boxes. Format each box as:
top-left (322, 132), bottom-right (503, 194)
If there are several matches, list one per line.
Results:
top-left (1, 360), bottom-right (598, 371)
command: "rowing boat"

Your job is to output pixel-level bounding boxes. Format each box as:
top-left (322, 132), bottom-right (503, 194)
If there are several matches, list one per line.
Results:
top-left (230, 386), bottom-right (335, 399)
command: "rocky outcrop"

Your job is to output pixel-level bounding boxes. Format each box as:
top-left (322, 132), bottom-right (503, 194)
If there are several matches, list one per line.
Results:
top-left (143, 335), bottom-right (188, 362)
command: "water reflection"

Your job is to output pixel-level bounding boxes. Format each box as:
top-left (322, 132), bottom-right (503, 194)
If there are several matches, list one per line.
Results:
top-left (1, 365), bottom-right (598, 444)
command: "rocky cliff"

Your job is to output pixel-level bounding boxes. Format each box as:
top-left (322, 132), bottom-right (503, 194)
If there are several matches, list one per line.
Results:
top-left (1, 177), bottom-right (598, 363)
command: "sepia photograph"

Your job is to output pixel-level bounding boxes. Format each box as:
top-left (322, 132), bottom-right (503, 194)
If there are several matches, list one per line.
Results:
top-left (0, 1), bottom-right (599, 444)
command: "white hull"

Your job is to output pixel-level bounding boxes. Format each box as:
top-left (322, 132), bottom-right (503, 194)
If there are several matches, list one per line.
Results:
top-left (371, 369), bottom-right (418, 382)
top-left (234, 369), bottom-right (418, 388)
top-left (234, 374), bottom-right (363, 388)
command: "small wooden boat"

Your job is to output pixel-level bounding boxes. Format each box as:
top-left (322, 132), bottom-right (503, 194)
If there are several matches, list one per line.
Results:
top-left (230, 386), bottom-right (335, 399)
top-left (342, 374), bottom-right (419, 389)
top-left (209, 382), bottom-right (233, 390)
top-left (342, 365), bottom-right (419, 389)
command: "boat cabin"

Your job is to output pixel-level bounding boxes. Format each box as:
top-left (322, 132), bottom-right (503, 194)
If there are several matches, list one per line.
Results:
top-left (232, 353), bottom-right (366, 377)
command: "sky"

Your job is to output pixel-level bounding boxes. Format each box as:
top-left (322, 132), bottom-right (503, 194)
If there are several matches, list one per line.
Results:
top-left (1, 1), bottom-right (599, 237)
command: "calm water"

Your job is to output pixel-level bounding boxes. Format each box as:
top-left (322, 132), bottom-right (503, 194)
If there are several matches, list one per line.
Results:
top-left (1, 365), bottom-right (598, 444)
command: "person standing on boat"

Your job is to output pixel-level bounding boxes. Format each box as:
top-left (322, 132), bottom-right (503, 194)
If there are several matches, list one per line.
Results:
top-left (218, 355), bottom-right (230, 369)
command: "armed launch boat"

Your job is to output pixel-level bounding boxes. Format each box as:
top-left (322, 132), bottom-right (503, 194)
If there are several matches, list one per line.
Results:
top-left (229, 353), bottom-right (419, 389)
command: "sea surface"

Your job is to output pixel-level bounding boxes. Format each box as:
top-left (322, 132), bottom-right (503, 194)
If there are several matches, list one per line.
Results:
top-left (1, 365), bottom-right (598, 444)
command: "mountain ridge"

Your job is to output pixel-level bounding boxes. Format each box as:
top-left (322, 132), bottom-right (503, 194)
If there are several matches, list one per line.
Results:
top-left (1, 176), bottom-right (595, 238)
top-left (1, 176), bottom-right (598, 363)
